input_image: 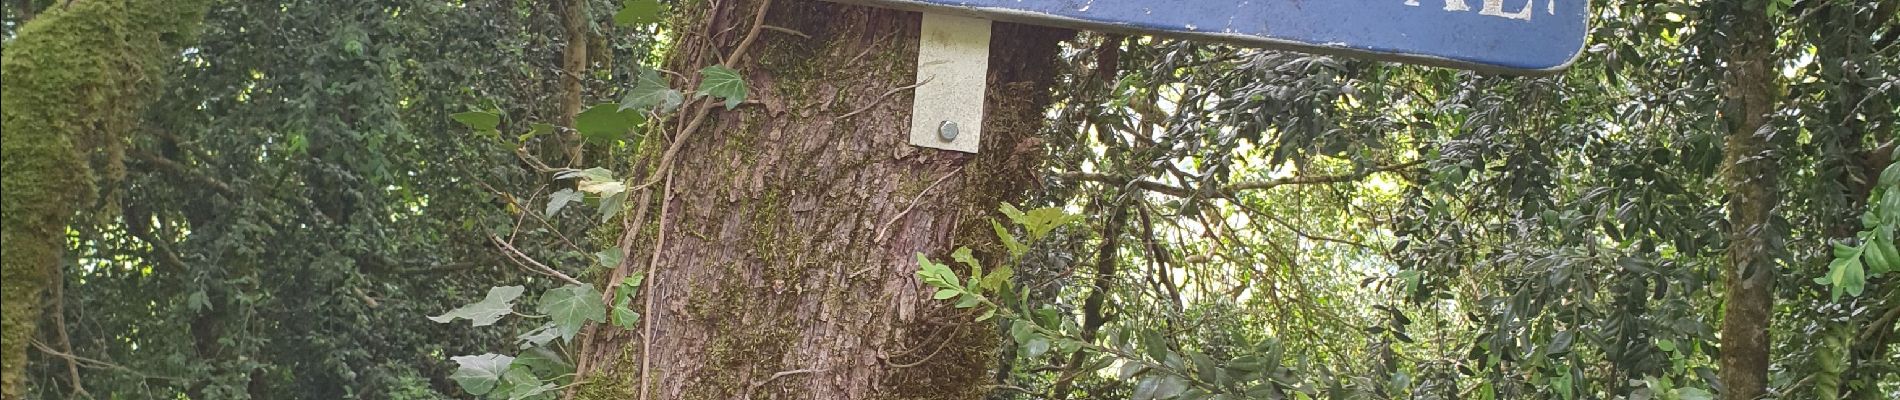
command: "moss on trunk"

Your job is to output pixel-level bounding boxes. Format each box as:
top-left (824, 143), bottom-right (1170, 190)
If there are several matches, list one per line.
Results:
top-left (0, 0), bottom-right (208, 397)
top-left (572, 0), bottom-right (1068, 398)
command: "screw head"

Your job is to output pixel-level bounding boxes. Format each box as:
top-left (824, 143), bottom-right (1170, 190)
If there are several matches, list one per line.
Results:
top-left (937, 121), bottom-right (959, 141)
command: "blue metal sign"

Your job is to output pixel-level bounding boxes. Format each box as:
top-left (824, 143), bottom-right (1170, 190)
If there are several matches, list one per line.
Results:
top-left (829, 0), bottom-right (1588, 74)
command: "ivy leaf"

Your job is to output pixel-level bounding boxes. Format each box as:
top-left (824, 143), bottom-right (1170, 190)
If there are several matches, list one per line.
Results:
top-left (696, 65), bottom-right (747, 110)
top-left (501, 367), bottom-right (555, 400)
top-left (612, 306), bottom-right (641, 330)
top-left (613, 0), bottom-right (664, 26)
top-left (451, 111), bottom-right (502, 131)
top-left (594, 248), bottom-right (623, 269)
top-left (620, 67), bottom-right (682, 112)
top-left (575, 104), bottom-right (644, 144)
top-left (429, 286), bottom-right (525, 327)
top-left (598, 190), bottom-right (629, 223)
top-left (546, 189), bottom-right (583, 217)
top-left (516, 322), bottom-right (560, 349)
top-left (512, 346), bottom-right (572, 377)
top-left (538, 284), bottom-right (607, 342)
top-left (449, 353), bottom-right (514, 395)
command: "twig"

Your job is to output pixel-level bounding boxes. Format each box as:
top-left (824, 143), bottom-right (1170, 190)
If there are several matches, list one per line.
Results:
top-left (760, 24), bottom-right (808, 38)
top-left (632, 0), bottom-right (774, 193)
top-left (52, 276), bottom-right (88, 398)
top-left (1055, 160), bottom-right (1423, 198)
top-left (837, 77), bottom-right (932, 122)
top-left (875, 165), bottom-right (966, 242)
top-left (30, 340), bottom-right (184, 382)
top-left (490, 235), bottom-right (583, 285)
top-left (637, 169), bottom-right (676, 400)
top-left (743, 368), bottom-right (826, 398)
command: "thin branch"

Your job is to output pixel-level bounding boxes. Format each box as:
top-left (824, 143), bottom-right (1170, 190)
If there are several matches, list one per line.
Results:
top-left (1056, 160), bottom-right (1423, 198)
top-left (489, 235), bottom-right (583, 285)
top-left (837, 76), bottom-right (932, 122)
top-left (875, 165), bottom-right (965, 243)
top-left (743, 368), bottom-right (825, 398)
top-left (637, 169), bottom-right (676, 400)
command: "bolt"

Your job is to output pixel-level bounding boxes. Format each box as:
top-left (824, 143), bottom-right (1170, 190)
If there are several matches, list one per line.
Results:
top-left (937, 121), bottom-right (959, 142)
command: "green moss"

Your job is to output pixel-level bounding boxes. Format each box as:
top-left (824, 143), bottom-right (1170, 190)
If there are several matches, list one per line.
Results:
top-left (1, 0), bottom-right (211, 396)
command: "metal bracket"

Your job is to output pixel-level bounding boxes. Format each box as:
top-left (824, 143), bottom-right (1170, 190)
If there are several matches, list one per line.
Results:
top-left (908, 13), bottom-right (991, 154)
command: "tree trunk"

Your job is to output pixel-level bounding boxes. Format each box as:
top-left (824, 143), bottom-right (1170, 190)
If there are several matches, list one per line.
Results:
top-left (1715, 1), bottom-right (1780, 399)
top-left (0, 1), bottom-right (209, 398)
top-left (573, 1), bottom-right (1068, 399)
top-left (559, 0), bottom-right (589, 166)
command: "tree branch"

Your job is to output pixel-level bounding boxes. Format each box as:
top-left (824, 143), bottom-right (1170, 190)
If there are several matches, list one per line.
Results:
top-left (1057, 160), bottom-right (1422, 198)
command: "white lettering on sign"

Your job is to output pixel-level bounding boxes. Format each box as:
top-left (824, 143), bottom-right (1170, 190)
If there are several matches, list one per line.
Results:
top-left (1403, 0), bottom-right (1557, 20)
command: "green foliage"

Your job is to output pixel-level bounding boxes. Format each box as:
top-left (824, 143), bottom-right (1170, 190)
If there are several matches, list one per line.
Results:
top-left (613, 0), bottom-right (664, 27)
top-left (1822, 158), bottom-right (1900, 300)
top-left (429, 285), bottom-right (527, 327)
top-left (696, 65), bottom-right (748, 110)
top-left (575, 104), bottom-right (644, 144)
top-left (538, 283), bottom-right (608, 341)
top-left (450, 353), bottom-right (515, 395)
top-left (620, 66), bottom-right (684, 112)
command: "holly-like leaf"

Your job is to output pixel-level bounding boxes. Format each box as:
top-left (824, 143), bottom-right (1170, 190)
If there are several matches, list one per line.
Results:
top-left (696, 65), bottom-right (747, 110)
top-left (546, 189), bottom-right (583, 217)
top-left (451, 111), bottom-right (501, 131)
top-left (613, 0), bottom-right (664, 26)
top-left (538, 284), bottom-right (607, 342)
top-left (429, 286), bottom-right (525, 327)
top-left (449, 353), bottom-right (514, 395)
top-left (575, 104), bottom-right (644, 144)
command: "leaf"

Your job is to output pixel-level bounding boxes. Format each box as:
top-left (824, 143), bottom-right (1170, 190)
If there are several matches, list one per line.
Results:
top-left (1024, 336), bottom-right (1052, 358)
top-left (696, 65), bottom-right (747, 110)
top-left (991, 219), bottom-right (1027, 258)
top-left (598, 190), bottom-right (629, 223)
top-left (1676, 387), bottom-right (1714, 400)
top-left (575, 104), bottom-right (644, 144)
top-left (613, 0), bottom-right (664, 26)
top-left (516, 322), bottom-right (560, 349)
top-left (512, 346), bottom-right (572, 376)
top-left (429, 286), bottom-right (525, 327)
top-left (1014, 206), bottom-right (1085, 241)
top-left (620, 67), bottom-right (682, 112)
top-left (449, 353), bottom-right (514, 395)
top-left (612, 305), bottom-right (641, 331)
top-left (546, 189), bottom-right (583, 217)
top-left (520, 123), bottom-right (555, 144)
top-left (538, 284), bottom-right (608, 342)
top-left (501, 367), bottom-right (554, 400)
top-left (1828, 254), bottom-right (1866, 301)
top-left (451, 111), bottom-right (501, 131)
top-left (594, 248), bottom-right (623, 269)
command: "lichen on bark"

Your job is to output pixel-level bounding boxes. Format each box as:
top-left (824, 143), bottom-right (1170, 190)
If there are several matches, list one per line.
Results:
top-left (1, 0), bottom-right (209, 397)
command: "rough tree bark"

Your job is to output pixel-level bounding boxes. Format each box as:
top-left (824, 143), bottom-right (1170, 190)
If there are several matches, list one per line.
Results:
top-left (559, 0), bottom-right (590, 166)
top-left (0, 0), bottom-right (209, 398)
top-left (1715, 1), bottom-right (1781, 399)
top-left (573, 1), bottom-right (1068, 399)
